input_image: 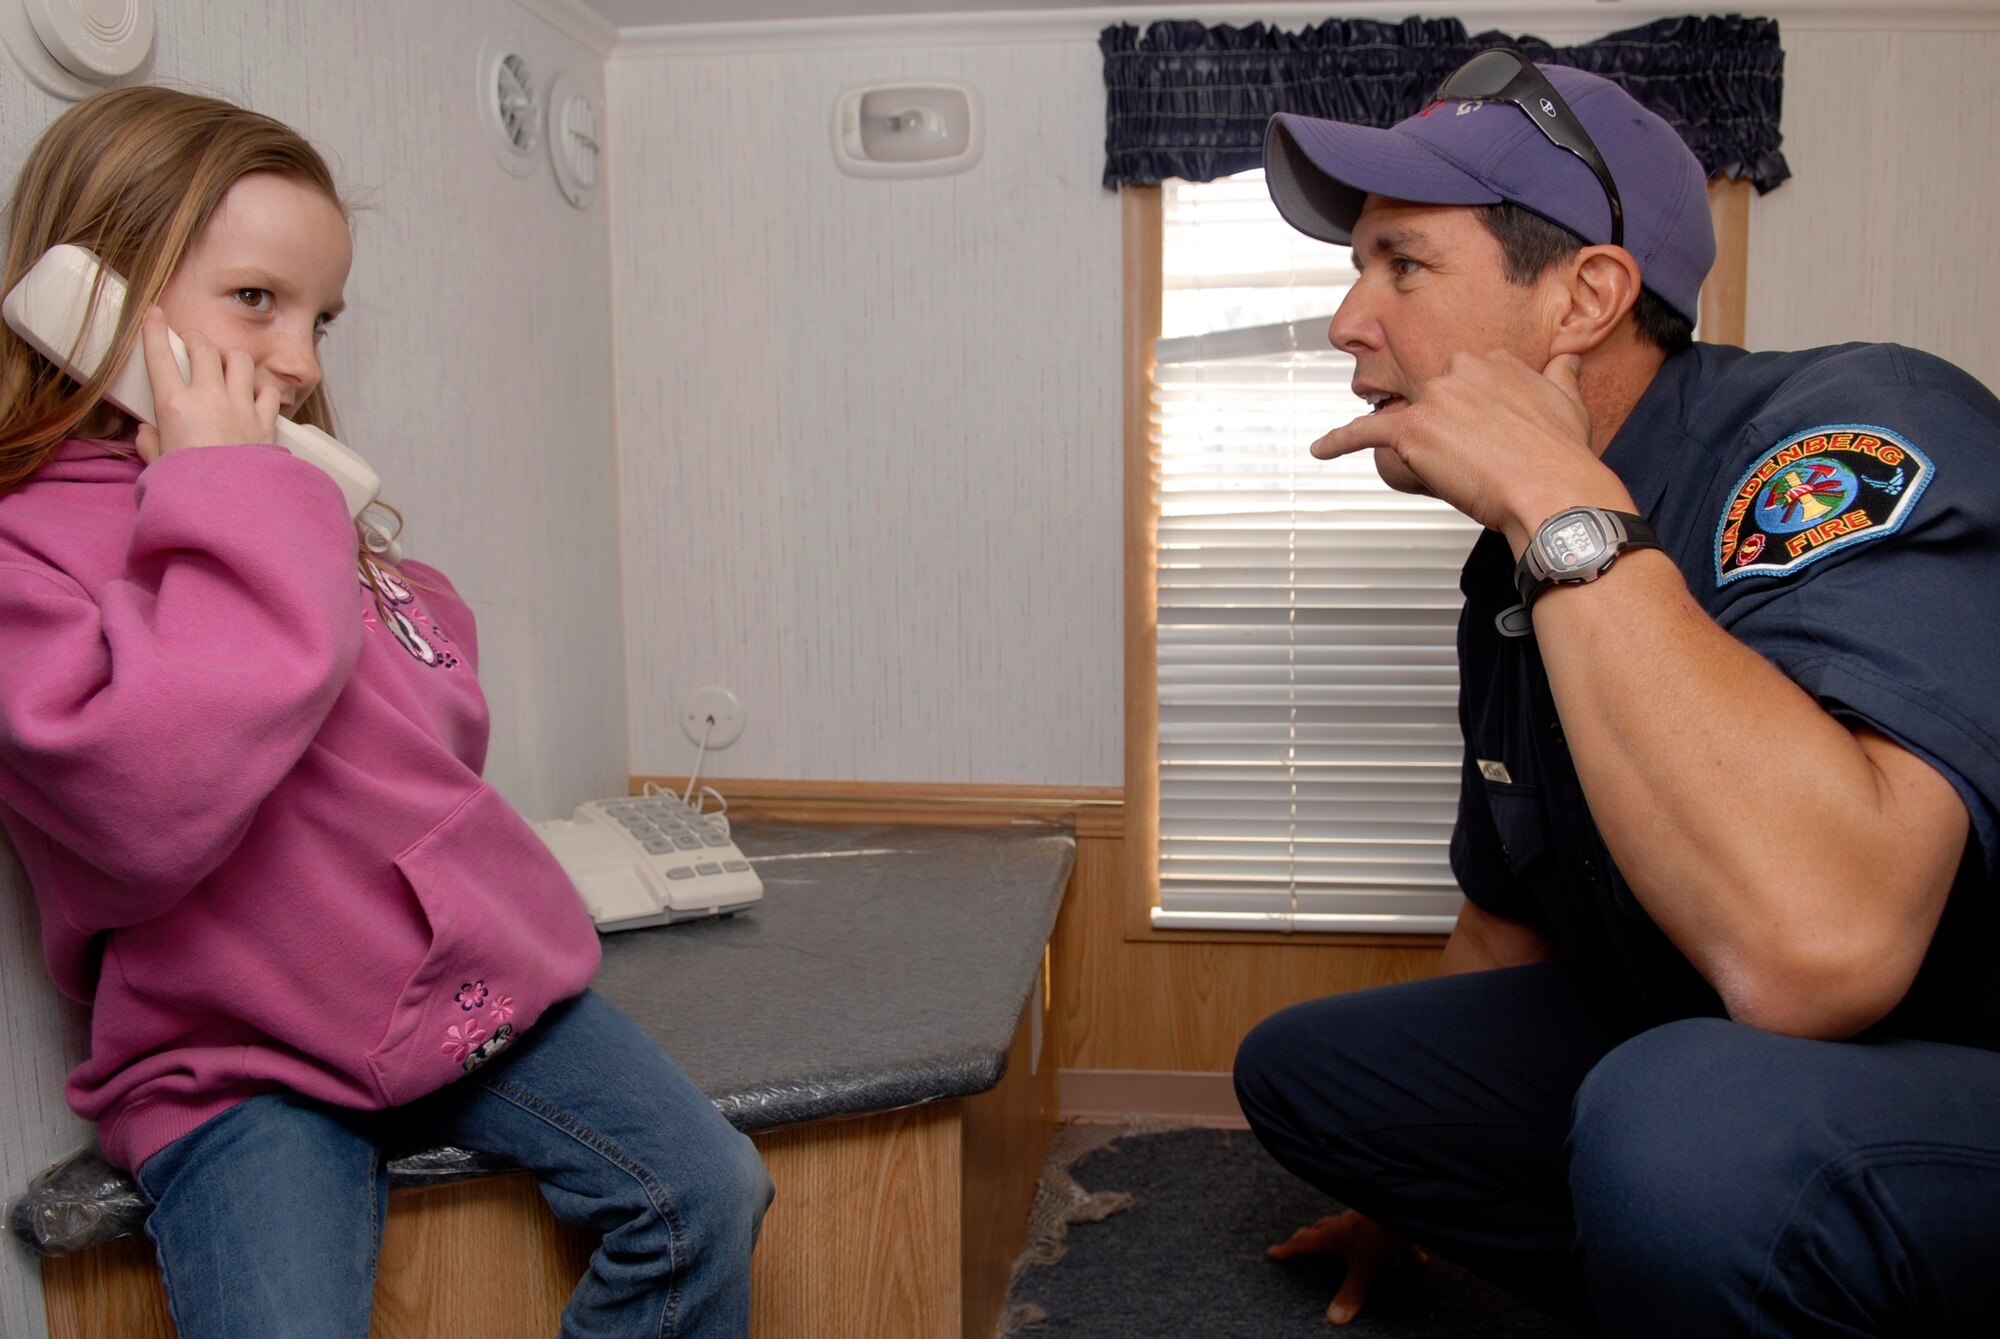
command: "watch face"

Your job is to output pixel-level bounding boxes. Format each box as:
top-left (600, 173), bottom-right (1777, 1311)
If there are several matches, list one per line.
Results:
top-left (1546, 515), bottom-right (1608, 570)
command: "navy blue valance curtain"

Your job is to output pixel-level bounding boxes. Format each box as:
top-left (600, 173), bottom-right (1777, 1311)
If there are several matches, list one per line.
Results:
top-left (1101, 14), bottom-right (1788, 192)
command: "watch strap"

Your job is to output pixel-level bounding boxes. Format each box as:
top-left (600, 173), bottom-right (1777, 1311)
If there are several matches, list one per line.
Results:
top-left (1513, 508), bottom-right (1662, 607)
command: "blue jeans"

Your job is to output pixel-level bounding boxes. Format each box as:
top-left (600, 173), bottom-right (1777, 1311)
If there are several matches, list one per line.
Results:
top-left (1234, 963), bottom-right (2000, 1337)
top-left (136, 990), bottom-right (772, 1339)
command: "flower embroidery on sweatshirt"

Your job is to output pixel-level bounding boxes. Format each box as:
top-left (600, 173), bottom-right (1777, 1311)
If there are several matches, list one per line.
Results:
top-left (440, 979), bottom-right (520, 1072)
top-left (358, 559), bottom-right (461, 670)
top-left (441, 1017), bottom-right (487, 1063)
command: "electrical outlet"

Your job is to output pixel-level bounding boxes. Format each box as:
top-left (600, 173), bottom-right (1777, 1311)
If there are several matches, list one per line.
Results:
top-left (680, 684), bottom-right (745, 749)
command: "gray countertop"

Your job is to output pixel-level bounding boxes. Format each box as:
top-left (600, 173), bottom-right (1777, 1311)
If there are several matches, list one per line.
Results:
top-left (589, 820), bottom-right (1076, 1132)
top-left (6, 820), bottom-right (1075, 1257)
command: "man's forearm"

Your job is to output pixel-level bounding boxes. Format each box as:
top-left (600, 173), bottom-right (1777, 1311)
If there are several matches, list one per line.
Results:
top-left (1527, 548), bottom-right (1965, 1037)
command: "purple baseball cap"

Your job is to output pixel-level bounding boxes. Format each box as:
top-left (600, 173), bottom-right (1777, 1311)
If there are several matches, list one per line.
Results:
top-left (1265, 63), bottom-right (1714, 326)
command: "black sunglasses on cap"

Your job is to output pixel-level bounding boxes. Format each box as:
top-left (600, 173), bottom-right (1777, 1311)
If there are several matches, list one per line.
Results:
top-left (1432, 48), bottom-right (1625, 248)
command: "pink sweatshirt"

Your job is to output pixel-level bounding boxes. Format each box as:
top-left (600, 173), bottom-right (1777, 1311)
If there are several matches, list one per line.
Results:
top-left (0, 440), bottom-right (600, 1172)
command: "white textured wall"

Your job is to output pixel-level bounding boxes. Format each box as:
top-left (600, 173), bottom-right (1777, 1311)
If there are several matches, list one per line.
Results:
top-left (1, 4), bottom-right (622, 1333)
top-left (607, 11), bottom-right (2000, 791)
top-left (608, 40), bottom-right (1124, 785)
top-left (1747, 28), bottom-right (2000, 387)
top-left (0, 848), bottom-right (88, 1339)
top-left (1, 0), bottom-right (627, 821)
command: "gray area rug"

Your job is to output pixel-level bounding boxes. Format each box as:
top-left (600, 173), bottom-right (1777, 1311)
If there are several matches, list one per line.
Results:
top-left (1002, 1125), bottom-right (1581, 1339)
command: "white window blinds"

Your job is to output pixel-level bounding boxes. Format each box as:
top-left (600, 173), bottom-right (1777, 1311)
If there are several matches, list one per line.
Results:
top-left (1152, 172), bottom-right (1481, 934)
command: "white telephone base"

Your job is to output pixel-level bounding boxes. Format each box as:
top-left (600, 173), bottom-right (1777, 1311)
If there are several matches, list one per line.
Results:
top-left (534, 794), bottom-right (763, 933)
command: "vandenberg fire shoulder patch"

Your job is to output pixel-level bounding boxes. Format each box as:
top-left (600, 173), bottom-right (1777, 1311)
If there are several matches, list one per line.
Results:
top-left (1713, 423), bottom-right (1932, 587)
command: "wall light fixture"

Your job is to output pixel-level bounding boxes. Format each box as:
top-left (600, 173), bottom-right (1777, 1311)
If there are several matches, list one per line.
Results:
top-left (831, 80), bottom-right (982, 180)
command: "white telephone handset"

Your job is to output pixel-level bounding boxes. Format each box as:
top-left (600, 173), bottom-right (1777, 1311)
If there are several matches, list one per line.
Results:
top-left (2, 244), bottom-right (379, 518)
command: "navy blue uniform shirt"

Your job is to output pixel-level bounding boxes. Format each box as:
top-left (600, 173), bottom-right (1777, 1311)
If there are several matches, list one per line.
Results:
top-left (1451, 341), bottom-right (2000, 1042)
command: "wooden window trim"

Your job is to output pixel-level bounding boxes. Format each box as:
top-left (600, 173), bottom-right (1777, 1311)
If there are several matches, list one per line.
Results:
top-left (1700, 176), bottom-right (1752, 347)
top-left (1121, 185), bottom-right (1166, 941)
top-left (1121, 177), bottom-right (1754, 945)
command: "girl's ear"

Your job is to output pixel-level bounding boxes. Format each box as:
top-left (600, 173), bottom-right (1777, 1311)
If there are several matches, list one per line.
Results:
top-left (1549, 246), bottom-right (1644, 358)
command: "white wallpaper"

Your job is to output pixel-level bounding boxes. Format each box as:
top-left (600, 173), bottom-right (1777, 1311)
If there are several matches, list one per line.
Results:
top-left (1, 0), bottom-right (628, 822)
top-left (1, 4), bottom-right (624, 1334)
top-left (1748, 29), bottom-right (2000, 386)
top-left (607, 16), bottom-right (2000, 791)
top-left (0, 848), bottom-right (87, 1339)
top-left (608, 40), bottom-right (1124, 785)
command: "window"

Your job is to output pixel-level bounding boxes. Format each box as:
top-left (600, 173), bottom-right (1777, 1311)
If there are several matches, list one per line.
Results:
top-left (1124, 174), bottom-right (1751, 938)
top-left (1143, 172), bottom-right (1478, 935)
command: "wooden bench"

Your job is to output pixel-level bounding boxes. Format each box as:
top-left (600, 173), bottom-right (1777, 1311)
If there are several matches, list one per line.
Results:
top-left (17, 821), bottom-right (1073, 1339)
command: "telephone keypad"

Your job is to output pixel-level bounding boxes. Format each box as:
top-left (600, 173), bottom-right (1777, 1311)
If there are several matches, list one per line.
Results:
top-left (541, 791), bottom-right (764, 931)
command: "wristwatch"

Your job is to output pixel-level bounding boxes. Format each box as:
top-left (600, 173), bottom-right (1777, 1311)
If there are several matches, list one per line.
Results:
top-left (1513, 507), bottom-right (1663, 607)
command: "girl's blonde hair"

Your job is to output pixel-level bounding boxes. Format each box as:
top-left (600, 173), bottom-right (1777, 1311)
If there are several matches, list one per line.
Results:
top-left (0, 86), bottom-right (346, 490)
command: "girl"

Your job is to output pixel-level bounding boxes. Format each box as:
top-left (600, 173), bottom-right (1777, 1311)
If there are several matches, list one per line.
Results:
top-left (0, 87), bottom-right (770, 1338)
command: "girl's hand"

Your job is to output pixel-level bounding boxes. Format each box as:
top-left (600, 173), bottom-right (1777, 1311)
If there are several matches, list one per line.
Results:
top-left (132, 307), bottom-right (282, 464)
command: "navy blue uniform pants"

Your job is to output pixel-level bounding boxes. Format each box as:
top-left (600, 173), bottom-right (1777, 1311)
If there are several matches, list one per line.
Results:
top-left (1233, 963), bottom-right (2000, 1337)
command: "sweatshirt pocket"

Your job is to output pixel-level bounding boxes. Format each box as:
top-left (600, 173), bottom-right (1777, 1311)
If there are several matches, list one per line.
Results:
top-left (366, 785), bottom-right (600, 1106)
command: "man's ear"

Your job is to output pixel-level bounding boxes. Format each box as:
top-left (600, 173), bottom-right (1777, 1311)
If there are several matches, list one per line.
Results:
top-left (1548, 246), bottom-right (1644, 357)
